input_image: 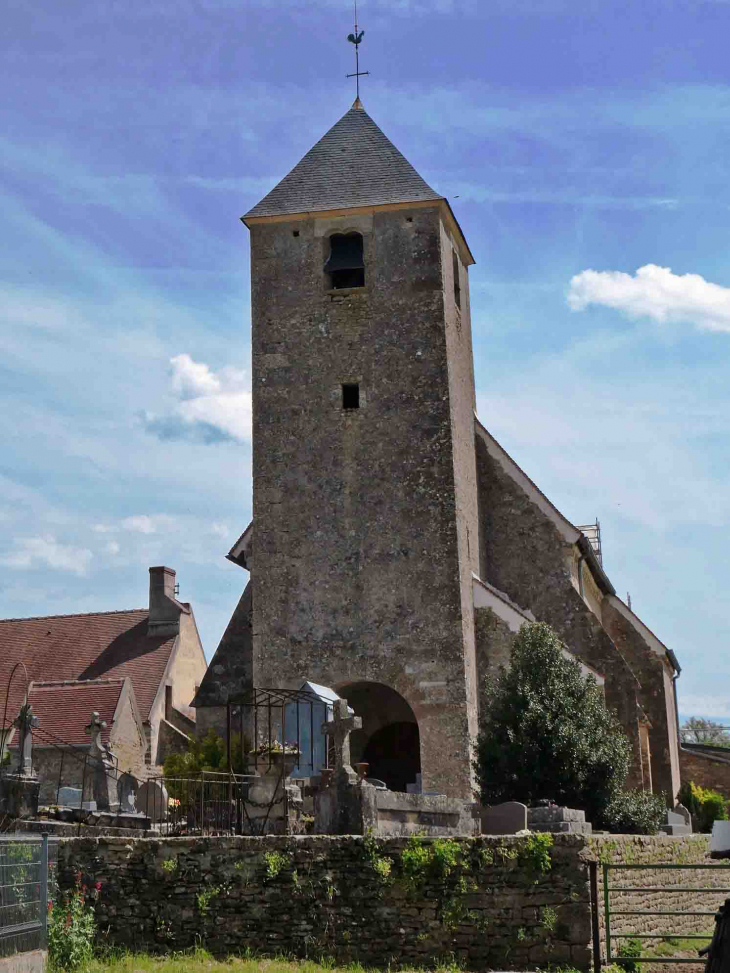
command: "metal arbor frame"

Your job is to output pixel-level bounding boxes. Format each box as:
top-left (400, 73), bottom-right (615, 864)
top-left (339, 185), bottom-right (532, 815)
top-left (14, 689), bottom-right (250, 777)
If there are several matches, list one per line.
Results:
top-left (225, 685), bottom-right (332, 776)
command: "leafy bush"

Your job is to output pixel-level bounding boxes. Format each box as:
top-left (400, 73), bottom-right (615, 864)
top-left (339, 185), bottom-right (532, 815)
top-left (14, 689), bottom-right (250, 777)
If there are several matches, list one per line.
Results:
top-left (616, 936), bottom-right (643, 972)
top-left (678, 780), bottom-right (729, 833)
top-left (599, 789), bottom-right (667, 835)
top-left (48, 873), bottom-right (98, 970)
top-left (474, 622), bottom-right (633, 826)
top-left (163, 728), bottom-right (251, 778)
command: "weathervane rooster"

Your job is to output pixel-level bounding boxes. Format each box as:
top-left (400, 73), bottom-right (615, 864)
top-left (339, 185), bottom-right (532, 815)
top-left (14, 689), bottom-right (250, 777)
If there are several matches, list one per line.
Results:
top-left (346, 1), bottom-right (369, 99)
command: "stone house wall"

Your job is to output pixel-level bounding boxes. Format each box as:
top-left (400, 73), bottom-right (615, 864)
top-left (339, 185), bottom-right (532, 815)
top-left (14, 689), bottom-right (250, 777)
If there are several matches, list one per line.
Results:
top-left (31, 688), bottom-right (146, 804)
top-left (680, 748), bottom-right (730, 800)
top-left (110, 686), bottom-right (147, 779)
top-left (33, 747), bottom-right (86, 805)
top-left (148, 613), bottom-right (207, 767)
top-left (57, 833), bottom-right (722, 970)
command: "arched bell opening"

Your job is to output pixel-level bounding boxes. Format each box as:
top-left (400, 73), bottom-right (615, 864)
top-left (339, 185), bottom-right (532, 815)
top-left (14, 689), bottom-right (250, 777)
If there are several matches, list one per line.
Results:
top-left (336, 681), bottom-right (421, 793)
top-left (324, 232), bottom-right (365, 289)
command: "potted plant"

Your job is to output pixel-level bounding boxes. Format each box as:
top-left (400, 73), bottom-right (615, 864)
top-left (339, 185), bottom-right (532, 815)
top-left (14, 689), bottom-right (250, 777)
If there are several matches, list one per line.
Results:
top-left (248, 742), bottom-right (300, 778)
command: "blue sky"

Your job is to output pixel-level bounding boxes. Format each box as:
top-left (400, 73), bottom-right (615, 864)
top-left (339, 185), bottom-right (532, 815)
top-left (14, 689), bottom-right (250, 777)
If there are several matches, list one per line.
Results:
top-left (2, 0), bottom-right (729, 722)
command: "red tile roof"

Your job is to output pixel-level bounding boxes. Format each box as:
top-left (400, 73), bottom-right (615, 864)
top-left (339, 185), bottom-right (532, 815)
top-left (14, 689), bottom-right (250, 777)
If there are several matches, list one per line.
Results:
top-left (10, 680), bottom-right (125, 748)
top-left (0, 609), bottom-right (176, 734)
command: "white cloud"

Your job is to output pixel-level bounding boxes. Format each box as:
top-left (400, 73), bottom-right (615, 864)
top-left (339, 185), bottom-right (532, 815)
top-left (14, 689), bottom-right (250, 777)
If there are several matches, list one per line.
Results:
top-left (144, 353), bottom-right (252, 444)
top-left (1, 535), bottom-right (93, 576)
top-left (121, 515), bottom-right (157, 534)
top-left (104, 541), bottom-right (120, 556)
top-left (568, 264), bottom-right (730, 333)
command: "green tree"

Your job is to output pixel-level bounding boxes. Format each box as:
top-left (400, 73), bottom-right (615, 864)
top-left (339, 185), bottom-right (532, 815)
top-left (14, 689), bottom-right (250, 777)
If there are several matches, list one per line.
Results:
top-left (681, 718), bottom-right (730, 748)
top-left (163, 728), bottom-right (248, 778)
top-left (474, 622), bottom-right (636, 826)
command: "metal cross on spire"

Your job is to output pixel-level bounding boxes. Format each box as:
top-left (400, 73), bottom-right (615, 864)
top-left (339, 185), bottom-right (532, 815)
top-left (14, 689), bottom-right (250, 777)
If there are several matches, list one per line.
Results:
top-left (346, 0), bottom-right (369, 101)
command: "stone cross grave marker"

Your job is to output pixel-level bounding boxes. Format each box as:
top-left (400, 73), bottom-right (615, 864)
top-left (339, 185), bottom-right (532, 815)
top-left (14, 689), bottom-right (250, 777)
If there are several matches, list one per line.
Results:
top-left (85, 711), bottom-right (117, 811)
top-left (85, 711), bottom-right (106, 754)
top-left (14, 703), bottom-right (39, 778)
top-left (323, 698), bottom-right (361, 778)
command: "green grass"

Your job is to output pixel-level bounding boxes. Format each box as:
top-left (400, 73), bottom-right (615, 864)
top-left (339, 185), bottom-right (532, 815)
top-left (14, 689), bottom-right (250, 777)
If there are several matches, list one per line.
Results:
top-left (61, 950), bottom-right (469, 973)
top-left (648, 928), bottom-right (714, 959)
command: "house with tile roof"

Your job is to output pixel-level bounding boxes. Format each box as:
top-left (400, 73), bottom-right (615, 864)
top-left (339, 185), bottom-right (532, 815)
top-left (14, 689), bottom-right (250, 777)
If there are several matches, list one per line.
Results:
top-left (193, 98), bottom-right (686, 806)
top-left (1, 566), bottom-right (207, 797)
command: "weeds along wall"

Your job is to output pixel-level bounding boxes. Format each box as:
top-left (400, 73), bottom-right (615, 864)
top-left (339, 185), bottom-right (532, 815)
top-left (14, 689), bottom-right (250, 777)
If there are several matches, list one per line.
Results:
top-left (56, 834), bottom-right (716, 970)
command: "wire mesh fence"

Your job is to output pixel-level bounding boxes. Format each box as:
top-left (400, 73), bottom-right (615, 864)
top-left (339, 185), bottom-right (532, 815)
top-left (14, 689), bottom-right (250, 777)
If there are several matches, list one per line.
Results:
top-left (0, 834), bottom-right (57, 959)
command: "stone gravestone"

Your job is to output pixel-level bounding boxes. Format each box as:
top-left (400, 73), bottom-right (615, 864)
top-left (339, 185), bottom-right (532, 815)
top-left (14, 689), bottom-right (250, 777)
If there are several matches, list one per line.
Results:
top-left (138, 779), bottom-right (168, 824)
top-left (674, 803), bottom-right (693, 831)
top-left (710, 821), bottom-right (730, 859)
top-left (117, 773), bottom-right (138, 813)
top-left (664, 807), bottom-right (692, 836)
top-left (58, 786), bottom-right (83, 808)
top-left (528, 804), bottom-right (593, 834)
top-left (480, 801), bottom-right (528, 835)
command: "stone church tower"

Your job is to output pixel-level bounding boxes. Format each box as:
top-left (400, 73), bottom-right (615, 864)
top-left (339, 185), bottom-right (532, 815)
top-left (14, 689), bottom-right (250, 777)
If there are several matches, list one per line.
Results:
top-left (194, 99), bottom-right (683, 807)
top-left (243, 100), bottom-right (480, 800)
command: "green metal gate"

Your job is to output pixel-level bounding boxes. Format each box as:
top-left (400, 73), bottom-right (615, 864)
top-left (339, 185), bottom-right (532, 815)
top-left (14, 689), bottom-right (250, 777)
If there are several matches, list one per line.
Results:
top-left (603, 863), bottom-right (730, 966)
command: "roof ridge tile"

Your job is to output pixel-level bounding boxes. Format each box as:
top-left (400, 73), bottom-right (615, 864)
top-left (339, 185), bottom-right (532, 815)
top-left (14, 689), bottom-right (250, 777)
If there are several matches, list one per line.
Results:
top-left (0, 608), bottom-right (147, 623)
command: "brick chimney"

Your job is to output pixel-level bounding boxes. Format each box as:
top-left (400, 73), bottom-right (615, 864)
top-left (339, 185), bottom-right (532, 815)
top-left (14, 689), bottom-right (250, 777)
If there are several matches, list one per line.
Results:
top-left (148, 566), bottom-right (186, 637)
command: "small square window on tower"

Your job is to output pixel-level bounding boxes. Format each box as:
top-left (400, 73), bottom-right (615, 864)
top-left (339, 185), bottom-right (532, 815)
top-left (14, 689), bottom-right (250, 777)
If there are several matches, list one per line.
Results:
top-left (342, 383), bottom-right (360, 410)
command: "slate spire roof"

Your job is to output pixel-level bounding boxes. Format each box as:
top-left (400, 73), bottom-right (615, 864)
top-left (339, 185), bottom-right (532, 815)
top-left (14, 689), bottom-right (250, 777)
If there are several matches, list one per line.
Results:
top-left (244, 101), bottom-right (443, 220)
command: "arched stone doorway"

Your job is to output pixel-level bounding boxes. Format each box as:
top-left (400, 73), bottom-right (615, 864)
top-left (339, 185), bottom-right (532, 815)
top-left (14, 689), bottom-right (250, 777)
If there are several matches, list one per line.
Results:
top-left (337, 681), bottom-right (421, 792)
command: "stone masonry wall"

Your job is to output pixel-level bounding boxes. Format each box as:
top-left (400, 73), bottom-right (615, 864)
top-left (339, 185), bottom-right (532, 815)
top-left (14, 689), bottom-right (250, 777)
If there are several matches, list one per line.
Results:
top-left (474, 432), bottom-right (647, 790)
top-left (681, 747), bottom-right (730, 800)
top-left (57, 833), bottom-right (723, 969)
top-left (602, 600), bottom-right (680, 802)
top-left (248, 205), bottom-right (478, 798)
top-left (474, 606), bottom-right (516, 688)
top-left (585, 834), bottom-right (728, 962)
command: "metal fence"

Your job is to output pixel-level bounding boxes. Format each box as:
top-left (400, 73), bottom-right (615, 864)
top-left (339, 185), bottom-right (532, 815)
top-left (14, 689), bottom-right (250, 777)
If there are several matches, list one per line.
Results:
top-left (603, 863), bottom-right (730, 966)
top-left (0, 835), bottom-right (57, 959)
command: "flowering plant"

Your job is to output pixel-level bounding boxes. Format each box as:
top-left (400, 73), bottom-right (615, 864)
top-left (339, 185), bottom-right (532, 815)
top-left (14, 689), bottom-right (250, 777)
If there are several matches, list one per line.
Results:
top-left (48, 873), bottom-right (99, 969)
top-left (168, 797), bottom-right (181, 808)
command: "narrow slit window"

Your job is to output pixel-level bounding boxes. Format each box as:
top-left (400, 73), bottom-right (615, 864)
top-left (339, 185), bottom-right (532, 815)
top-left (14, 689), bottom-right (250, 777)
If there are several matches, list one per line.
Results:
top-left (342, 383), bottom-right (360, 410)
top-left (452, 249), bottom-right (461, 310)
top-left (325, 233), bottom-right (365, 289)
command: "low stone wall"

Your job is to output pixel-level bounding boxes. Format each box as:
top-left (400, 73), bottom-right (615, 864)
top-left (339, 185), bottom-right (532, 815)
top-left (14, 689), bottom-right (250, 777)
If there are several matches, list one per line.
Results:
top-left (56, 834), bottom-right (722, 970)
top-left (586, 835), bottom-right (728, 959)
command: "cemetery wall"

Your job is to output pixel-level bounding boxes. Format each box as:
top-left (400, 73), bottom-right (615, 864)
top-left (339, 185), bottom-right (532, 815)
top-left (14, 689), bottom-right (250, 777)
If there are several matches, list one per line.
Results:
top-left (57, 833), bottom-right (720, 969)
